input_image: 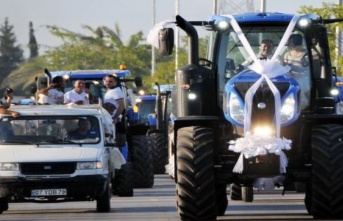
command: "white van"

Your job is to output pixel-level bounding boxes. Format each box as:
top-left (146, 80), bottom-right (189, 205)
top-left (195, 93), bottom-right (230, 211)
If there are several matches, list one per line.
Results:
top-left (0, 104), bottom-right (127, 213)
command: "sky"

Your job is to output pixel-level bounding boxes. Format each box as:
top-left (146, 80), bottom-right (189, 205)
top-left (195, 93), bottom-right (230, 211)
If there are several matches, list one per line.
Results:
top-left (0, 0), bottom-right (337, 58)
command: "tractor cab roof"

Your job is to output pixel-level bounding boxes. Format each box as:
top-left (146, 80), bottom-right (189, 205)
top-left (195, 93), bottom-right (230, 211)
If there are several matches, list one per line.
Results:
top-left (49, 69), bottom-right (131, 81)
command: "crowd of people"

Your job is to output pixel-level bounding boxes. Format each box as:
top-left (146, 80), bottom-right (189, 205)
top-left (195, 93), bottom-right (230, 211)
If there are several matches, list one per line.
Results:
top-left (1, 73), bottom-right (126, 142)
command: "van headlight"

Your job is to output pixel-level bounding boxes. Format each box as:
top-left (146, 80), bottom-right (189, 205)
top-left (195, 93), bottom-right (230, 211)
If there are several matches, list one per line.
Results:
top-left (77, 161), bottom-right (102, 170)
top-left (281, 93), bottom-right (296, 123)
top-left (0, 163), bottom-right (19, 171)
top-left (228, 93), bottom-right (244, 124)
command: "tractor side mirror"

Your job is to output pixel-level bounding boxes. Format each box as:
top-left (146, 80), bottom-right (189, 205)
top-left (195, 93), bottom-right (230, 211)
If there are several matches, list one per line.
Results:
top-left (134, 77), bottom-right (143, 87)
top-left (158, 28), bottom-right (174, 56)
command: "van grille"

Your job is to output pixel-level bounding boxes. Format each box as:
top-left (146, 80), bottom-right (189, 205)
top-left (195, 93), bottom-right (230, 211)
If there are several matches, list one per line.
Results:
top-left (20, 162), bottom-right (76, 175)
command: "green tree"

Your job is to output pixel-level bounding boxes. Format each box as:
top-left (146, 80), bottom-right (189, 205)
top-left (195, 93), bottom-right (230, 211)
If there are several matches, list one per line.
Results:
top-left (299, 3), bottom-right (343, 75)
top-left (0, 17), bottom-right (24, 82)
top-left (43, 24), bottom-right (151, 79)
top-left (28, 21), bottom-right (39, 59)
top-left (0, 56), bottom-right (47, 96)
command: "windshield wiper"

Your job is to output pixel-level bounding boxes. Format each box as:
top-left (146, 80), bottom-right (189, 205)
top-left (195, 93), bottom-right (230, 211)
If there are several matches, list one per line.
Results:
top-left (0, 141), bottom-right (37, 145)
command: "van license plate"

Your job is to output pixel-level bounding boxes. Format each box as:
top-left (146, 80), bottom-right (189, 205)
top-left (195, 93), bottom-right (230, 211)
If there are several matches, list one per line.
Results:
top-left (31, 189), bottom-right (67, 196)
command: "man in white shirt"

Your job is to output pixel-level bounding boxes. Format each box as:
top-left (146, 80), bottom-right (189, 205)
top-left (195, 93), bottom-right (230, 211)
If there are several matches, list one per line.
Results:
top-left (103, 74), bottom-right (126, 147)
top-left (103, 74), bottom-right (125, 124)
top-left (64, 80), bottom-right (90, 105)
top-left (241, 39), bottom-right (275, 67)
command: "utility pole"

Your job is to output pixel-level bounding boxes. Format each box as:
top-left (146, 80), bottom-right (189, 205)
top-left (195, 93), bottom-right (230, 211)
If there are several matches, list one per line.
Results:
top-left (260, 0), bottom-right (266, 12)
top-left (175, 0), bottom-right (179, 73)
top-left (151, 0), bottom-right (156, 76)
top-left (336, 0), bottom-right (342, 67)
top-left (213, 0), bottom-right (217, 14)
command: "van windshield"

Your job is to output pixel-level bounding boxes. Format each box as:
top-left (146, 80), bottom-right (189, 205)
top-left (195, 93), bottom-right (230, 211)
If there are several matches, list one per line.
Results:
top-left (0, 116), bottom-right (101, 145)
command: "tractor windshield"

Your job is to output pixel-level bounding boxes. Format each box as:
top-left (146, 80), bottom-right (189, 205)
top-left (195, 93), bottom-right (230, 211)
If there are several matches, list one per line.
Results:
top-left (217, 26), bottom-right (311, 109)
top-left (225, 27), bottom-right (286, 76)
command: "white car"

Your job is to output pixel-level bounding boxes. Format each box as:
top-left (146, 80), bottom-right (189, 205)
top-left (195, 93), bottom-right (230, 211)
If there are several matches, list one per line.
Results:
top-left (0, 104), bottom-right (127, 213)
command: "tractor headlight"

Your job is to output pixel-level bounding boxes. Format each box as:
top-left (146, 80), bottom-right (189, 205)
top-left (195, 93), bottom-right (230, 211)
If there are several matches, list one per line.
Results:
top-left (188, 93), bottom-right (197, 100)
top-left (228, 93), bottom-right (244, 124)
top-left (281, 93), bottom-right (296, 123)
top-left (253, 125), bottom-right (273, 137)
top-left (216, 20), bottom-right (230, 30)
top-left (298, 18), bottom-right (311, 27)
top-left (77, 161), bottom-right (102, 170)
top-left (330, 88), bottom-right (339, 96)
top-left (0, 163), bottom-right (19, 171)
top-left (63, 74), bottom-right (70, 81)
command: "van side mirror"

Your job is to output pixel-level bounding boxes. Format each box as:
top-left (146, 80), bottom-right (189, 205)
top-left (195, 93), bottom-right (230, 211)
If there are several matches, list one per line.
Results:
top-left (158, 28), bottom-right (174, 56)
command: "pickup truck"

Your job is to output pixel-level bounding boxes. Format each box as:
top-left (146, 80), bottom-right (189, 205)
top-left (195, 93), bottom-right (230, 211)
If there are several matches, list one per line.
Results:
top-left (0, 104), bottom-right (129, 213)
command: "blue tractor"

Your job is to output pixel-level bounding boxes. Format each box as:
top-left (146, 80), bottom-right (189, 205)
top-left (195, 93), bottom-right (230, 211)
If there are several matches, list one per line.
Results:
top-left (156, 13), bottom-right (343, 220)
top-left (146, 84), bottom-right (174, 175)
top-left (33, 68), bottom-right (154, 189)
top-left (127, 84), bottom-right (174, 175)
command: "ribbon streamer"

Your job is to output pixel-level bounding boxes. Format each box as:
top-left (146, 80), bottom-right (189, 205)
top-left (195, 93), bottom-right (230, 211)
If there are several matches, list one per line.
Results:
top-left (226, 14), bottom-right (302, 174)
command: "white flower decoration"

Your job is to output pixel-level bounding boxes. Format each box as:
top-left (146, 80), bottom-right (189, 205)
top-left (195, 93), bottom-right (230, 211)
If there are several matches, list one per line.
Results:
top-left (228, 132), bottom-right (292, 158)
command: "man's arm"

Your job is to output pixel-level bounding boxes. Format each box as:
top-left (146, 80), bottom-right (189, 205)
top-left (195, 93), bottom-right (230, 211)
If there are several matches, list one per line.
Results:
top-left (0, 108), bottom-right (20, 117)
top-left (112, 99), bottom-right (125, 119)
top-left (38, 84), bottom-right (55, 95)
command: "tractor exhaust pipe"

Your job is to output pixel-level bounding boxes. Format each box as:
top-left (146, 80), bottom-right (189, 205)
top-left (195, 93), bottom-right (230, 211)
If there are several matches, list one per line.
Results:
top-left (176, 15), bottom-right (199, 65)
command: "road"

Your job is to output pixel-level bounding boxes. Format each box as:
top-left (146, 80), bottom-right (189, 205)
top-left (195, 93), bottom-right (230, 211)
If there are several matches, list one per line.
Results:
top-left (0, 174), bottom-right (313, 221)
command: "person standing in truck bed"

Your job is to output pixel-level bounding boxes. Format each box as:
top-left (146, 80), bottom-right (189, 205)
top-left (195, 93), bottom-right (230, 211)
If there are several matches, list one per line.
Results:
top-left (64, 80), bottom-right (90, 105)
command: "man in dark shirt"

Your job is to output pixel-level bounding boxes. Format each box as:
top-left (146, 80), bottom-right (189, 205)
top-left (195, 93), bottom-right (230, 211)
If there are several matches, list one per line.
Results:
top-left (67, 118), bottom-right (97, 140)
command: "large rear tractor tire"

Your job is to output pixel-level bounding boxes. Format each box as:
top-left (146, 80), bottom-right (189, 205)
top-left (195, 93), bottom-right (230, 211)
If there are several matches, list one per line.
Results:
top-left (150, 132), bottom-right (168, 174)
top-left (242, 186), bottom-right (254, 202)
top-left (176, 126), bottom-right (217, 221)
top-left (112, 162), bottom-right (134, 197)
top-left (230, 184), bottom-right (253, 202)
top-left (304, 183), bottom-right (312, 215)
top-left (230, 183), bottom-right (242, 201)
top-left (132, 135), bottom-right (154, 188)
top-left (311, 124), bottom-right (343, 219)
top-left (216, 183), bottom-right (228, 216)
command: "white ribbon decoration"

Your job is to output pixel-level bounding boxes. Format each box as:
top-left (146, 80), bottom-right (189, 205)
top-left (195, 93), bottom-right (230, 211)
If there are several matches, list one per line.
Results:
top-left (225, 14), bottom-right (300, 136)
top-left (225, 14), bottom-right (303, 174)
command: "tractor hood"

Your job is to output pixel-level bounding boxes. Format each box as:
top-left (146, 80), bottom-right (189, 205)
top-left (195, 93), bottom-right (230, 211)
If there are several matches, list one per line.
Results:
top-left (224, 69), bottom-right (301, 128)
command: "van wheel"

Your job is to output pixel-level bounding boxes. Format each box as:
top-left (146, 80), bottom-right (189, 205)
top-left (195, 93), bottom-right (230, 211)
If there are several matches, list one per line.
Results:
top-left (96, 180), bottom-right (111, 212)
top-left (0, 198), bottom-right (8, 214)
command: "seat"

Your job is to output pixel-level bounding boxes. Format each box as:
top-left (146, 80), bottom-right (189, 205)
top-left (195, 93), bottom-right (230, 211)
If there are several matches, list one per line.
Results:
top-left (36, 123), bottom-right (64, 139)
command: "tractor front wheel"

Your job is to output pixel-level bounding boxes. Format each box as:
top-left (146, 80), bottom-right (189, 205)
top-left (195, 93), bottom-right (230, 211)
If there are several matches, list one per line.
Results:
top-left (176, 126), bottom-right (217, 221)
